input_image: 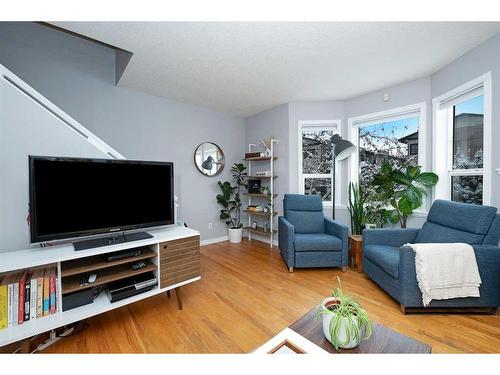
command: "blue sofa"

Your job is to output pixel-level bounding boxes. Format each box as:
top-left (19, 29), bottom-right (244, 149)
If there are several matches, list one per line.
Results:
top-left (363, 200), bottom-right (500, 313)
top-left (278, 194), bottom-right (348, 272)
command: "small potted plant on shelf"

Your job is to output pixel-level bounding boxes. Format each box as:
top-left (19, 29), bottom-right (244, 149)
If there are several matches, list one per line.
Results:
top-left (317, 277), bottom-right (372, 350)
top-left (217, 163), bottom-right (247, 243)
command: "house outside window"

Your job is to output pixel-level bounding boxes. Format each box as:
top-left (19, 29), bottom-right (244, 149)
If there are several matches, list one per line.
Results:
top-left (433, 73), bottom-right (491, 206)
top-left (298, 120), bottom-right (341, 206)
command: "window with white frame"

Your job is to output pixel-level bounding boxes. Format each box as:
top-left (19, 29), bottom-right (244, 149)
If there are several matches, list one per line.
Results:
top-left (348, 103), bottom-right (426, 200)
top-left (433, 73), bottom-right (491, 205)
top-left (298, 121), bottom-right (340, 206)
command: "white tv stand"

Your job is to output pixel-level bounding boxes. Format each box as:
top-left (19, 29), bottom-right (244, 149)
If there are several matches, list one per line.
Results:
top-left (0, 226), bottom-right (201, 350)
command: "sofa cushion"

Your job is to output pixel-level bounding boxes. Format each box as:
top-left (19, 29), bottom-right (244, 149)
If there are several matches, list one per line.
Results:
top-left (415, 222), bottom-right (485, 244)
top-left (284, 194), bottom-right (325, 234)
top-left (284, 194), bottom-right (323, 211)
top-left (294, 233), bottom-right (342, 252)
top-left (425, 199), bottom-right (497, 235)
top-left (364, 245), bottom-right (400, 278)
top-left (286, 211), bottom-right (325, 233)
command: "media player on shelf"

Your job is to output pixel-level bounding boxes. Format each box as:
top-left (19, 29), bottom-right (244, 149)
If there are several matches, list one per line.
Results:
top-left (28, 156), bottom-right (175, 251)
top-left (106, 272), bottom-right (157, 303)
top-left (104, 248), bottom-right (143, 262)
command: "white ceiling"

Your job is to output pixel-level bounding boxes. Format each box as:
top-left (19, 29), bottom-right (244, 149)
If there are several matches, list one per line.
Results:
top-left (52, 22), bottom-right (500, 117)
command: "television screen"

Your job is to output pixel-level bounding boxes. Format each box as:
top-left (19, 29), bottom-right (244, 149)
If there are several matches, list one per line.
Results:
top-left (29, 156), bottom-right (174, 243)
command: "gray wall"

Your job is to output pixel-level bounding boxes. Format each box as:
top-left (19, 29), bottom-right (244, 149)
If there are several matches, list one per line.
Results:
top-left (431, 32), bottom-right (500, 209)
top-left (0, 22), bottom-right (245, 248)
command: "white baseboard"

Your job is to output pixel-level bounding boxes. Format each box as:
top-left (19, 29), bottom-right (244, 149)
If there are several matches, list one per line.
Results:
top-left (201, 234), bottom-right (279, 247)
top-left (200, 235), bottom-right (228, 246)
top-left (243, 235), bottom-right (279, 247)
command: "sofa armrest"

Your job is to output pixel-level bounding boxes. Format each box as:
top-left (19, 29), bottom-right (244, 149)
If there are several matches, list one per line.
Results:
top-left (324, 218), bottom-right (347, 239)
top-left (363, 228), bottom-right (420, 247)
top-left (399, 244), bottom-right (500, 307)
top-left (398, 245), bottom-right (421, 306)
top-left (472, 245), bottom-right (500, 305)
top-left (279, 216), bottom-right (295, 267)
top-left (325, 218), bottom-right (349, 267)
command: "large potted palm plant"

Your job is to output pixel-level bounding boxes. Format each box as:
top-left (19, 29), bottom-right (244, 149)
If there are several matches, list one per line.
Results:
top-left (217, 163), bottom-right (247, 243)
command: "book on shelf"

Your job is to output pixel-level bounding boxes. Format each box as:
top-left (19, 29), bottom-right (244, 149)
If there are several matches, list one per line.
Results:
top-left (24, 272), bottom-right (31, 322)
top-left (43, 269), bottom-right (50, 316)
top-left (35, 269), bottom-right (44, 318)
top-left (6, 274), bottom-right (14, 328)
top-left (247, 205), bottom-right (264, 212)
top-left (0, 276), bottom-right (7, 330)
top-left (0, 266), bottom-right (59, 330)
top-left (255, 170), bottom-right (271, 176)
top-left (245, 152), bottom-right (264, 159)
top-left (13, 273), bottom-right (20, 327)
top-left (49, 268), bottom-right (56, 314)
top-left (30, 272), bottom-right (37, 320)
top-left (18, 270), bottom-right (27, 325)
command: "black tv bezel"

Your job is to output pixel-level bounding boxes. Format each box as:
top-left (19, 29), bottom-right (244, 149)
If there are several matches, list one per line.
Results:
top-left (29, 155), bottom-right (175, 244)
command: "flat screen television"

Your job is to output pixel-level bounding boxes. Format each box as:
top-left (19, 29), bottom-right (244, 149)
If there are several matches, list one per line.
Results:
top-left (29, 156), bottom-right (174, 246)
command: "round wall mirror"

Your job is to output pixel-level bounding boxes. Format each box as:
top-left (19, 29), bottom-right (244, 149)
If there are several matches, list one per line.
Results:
top-left (194, 142), bottom-right (225, 176)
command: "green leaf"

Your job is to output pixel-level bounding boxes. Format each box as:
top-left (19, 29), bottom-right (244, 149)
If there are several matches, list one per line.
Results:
top-left (392, 171), bottom-right (412, 186)
top-left (406, 186), bottom-right (423, 207)
top-left (415, 172), bottom-right (439, 187)
top-left (406, 165), bottom-right (421, 180)
top-left (398, 195), bottom-right (414, 215)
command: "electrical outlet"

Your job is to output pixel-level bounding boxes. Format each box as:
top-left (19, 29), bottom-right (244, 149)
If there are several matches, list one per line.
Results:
top-left (208, 222), bottom-right (213, 229)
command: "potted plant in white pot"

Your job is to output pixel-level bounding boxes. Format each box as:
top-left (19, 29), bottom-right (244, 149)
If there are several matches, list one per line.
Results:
top-left (317, 277), bottom-right (372, 350)
top-left (217, 163), bottom-right (247, 243)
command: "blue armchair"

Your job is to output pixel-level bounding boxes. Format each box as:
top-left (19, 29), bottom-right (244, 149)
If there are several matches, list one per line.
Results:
top-left (278, 194), bottom-right (348, 272)
top-left (363, 200), bottom-right (500, 313)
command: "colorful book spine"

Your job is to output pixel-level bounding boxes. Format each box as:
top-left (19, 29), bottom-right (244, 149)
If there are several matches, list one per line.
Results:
top-left (30, 275), bottom-right (37, 320)
top-left (49, 269), bottom-right (56, 314)
top-left (0, 281), bottom-right (7, 330)
top-left (24, 274), bottom-right (31, 322)
top-left (8, 280), bottom-right (13, 327)
top-left (12, 275), bottom-right (19, 326)
top-left (18, 271), bottom-right (27, 325)
top-left (36, 273), bottom-right (43, 318)
top-left (43, 270), bottom-right (50, 316)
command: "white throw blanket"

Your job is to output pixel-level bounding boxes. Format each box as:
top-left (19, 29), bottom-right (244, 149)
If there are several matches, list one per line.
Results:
top-left (407, 243), bottom-right (481, 306)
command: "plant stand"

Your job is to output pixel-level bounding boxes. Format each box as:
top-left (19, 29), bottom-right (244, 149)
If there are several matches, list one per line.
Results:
top-left (348, 234), bottom-right (363, 272)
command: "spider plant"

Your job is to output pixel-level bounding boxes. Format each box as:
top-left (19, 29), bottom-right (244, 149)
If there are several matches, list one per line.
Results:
top-left (317, 277), bottom-right (372, 350)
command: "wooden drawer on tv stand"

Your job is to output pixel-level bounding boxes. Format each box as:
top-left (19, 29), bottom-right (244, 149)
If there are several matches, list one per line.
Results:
top-left (159, 235), bottom-right (200, 288)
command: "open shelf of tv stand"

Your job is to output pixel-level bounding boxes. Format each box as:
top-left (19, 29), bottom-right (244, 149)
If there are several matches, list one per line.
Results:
top-left (61, 259), bottom-right (158, 294)
top-left (61, 246), bottom-right (157, 277)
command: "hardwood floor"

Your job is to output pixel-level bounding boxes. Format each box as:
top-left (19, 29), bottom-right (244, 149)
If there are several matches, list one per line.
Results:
top-left (43, 239), bottom-right (500, 353)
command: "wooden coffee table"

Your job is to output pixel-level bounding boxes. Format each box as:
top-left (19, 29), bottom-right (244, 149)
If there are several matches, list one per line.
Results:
top-left (289, 307), bottom-right (431, 353)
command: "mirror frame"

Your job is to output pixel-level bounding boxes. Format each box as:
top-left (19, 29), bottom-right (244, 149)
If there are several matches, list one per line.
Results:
top-left (193, 142), bottom-right (225, 177)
